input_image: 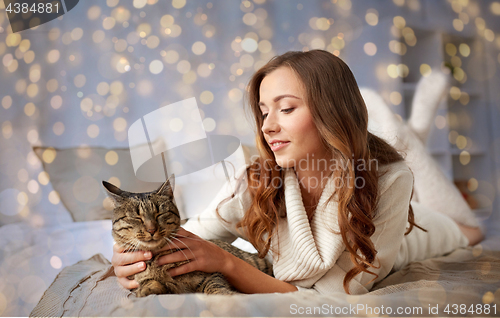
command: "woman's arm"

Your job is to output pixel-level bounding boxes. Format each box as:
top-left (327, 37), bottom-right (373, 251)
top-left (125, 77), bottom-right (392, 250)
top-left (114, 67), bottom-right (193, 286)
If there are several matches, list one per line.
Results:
top-left (223, 254), bottom-right (298, 293)
top-left (158, 228), bottom-right (298, 294)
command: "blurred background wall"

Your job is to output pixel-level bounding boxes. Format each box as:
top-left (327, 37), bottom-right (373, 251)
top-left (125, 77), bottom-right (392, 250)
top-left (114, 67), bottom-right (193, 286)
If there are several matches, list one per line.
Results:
top-left (1, 0), bottom-right (500, 234)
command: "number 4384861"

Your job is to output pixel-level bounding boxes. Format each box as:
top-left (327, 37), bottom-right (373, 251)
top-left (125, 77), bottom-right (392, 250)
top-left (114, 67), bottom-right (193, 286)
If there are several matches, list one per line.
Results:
top-left (5, 2), bottom-right (60, 14)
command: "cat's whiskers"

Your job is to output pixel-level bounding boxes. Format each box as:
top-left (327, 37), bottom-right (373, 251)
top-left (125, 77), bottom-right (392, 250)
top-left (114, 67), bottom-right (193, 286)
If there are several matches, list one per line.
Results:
top-left (121, 238), bottom-right (136, 252)
top-left (125, 238), bottom-right (142, 252)
top-left (164, 237), bottom-right (196, 263)
top-left (133, 239), bottom-right (141, 252)
top-left (171, 236), bottom-right (198, 262)
top-left (164, 237), bottom-right (191, 261)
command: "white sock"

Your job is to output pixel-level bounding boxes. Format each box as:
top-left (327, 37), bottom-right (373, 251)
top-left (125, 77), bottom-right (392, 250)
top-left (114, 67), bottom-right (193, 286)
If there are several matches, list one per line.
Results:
top-left (408, 71), bottom-right (449, 143)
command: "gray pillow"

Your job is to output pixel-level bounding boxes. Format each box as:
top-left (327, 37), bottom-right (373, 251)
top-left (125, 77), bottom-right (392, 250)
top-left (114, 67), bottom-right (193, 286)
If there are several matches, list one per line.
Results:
top-left (33, 146), bottom-right (162, 222)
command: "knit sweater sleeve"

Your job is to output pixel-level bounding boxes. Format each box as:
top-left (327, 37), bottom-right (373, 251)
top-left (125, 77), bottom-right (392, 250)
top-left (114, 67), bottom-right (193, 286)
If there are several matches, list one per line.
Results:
top-left (295, 163), bottom-right (414, 294)
top-left (182, 166), bottom-right (251, 243)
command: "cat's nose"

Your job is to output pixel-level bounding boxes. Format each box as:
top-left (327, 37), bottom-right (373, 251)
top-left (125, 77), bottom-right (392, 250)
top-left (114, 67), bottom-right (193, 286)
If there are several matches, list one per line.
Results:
top-left (146, 227), bottom-right (156, 235)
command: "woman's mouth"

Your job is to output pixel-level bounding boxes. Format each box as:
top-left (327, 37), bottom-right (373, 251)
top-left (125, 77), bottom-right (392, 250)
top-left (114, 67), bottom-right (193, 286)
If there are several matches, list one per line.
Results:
top-left (270, 141), bottom-right (290, 152)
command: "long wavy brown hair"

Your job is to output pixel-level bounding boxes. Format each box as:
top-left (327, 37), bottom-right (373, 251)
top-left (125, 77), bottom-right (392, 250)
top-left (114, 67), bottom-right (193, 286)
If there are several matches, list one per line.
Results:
top-left (218, 50), bottom-right (424, 294)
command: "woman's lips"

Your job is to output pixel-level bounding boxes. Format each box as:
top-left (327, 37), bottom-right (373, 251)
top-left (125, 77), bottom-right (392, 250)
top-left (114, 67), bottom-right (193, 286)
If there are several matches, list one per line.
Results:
top-left (270, 141), bottom-right (290, 152)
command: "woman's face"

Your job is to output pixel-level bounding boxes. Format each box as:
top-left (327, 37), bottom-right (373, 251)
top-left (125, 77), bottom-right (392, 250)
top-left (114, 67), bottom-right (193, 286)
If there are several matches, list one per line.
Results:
top-left (259, 67), bottom-right (330, 169)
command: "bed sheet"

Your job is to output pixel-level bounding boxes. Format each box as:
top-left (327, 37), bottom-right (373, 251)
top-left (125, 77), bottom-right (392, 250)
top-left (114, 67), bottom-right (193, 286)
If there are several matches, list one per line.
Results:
top-left (3, 219), bottom-right (500, 317)
top-left (31, 236), bottom-right (500, 317)
top-left (0, 219), bottom-right (114, 317)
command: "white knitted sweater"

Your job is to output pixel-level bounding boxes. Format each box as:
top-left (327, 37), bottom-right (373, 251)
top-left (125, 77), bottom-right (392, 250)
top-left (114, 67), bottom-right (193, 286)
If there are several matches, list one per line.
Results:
top-left (184, 160), bottom-right (467, 294)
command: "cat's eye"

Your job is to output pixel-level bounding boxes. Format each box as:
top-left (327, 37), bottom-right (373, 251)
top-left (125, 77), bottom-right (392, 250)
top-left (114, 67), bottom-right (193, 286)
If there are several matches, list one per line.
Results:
top-left (128, 216), bottom-right (142, 223)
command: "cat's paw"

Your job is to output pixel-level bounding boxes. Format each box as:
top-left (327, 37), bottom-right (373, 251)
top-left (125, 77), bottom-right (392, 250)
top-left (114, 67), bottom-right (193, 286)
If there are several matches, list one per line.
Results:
top-left (204, 287), bottom-right (238, 295)
top-left (135, 280), bottom-right (168, 297)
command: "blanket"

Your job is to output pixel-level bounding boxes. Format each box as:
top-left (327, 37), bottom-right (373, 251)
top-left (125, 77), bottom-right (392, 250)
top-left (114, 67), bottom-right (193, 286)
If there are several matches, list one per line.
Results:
top-left (31, 238), bottom-right (500, 317)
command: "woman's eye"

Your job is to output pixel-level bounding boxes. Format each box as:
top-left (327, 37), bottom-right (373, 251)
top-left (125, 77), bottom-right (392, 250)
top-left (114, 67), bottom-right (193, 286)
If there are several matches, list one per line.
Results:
top-left (261, 108), bottom-right (293, 120)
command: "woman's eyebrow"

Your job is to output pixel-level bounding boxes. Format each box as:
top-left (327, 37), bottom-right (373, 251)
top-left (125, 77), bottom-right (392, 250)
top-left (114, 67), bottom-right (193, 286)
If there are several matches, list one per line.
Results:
top-left (258, 94), bottom-right (301, 106)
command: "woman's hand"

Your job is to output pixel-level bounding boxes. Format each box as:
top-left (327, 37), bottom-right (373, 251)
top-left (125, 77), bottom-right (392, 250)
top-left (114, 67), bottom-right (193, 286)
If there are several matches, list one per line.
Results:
top-left (160, 228), bottom-right (297, 294)
top-left (111, 243), bottom-right (152, 289)
top-left (157, 228), bottom-right (230, 277)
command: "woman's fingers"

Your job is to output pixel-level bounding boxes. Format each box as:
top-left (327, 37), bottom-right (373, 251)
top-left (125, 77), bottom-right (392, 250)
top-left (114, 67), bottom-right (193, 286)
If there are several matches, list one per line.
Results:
top-left (157, 250), bottom-right (194, 266)
top-left (114, 261), bottom-right (147, 278)
top-left (112, 249), bottom-right (152, 267)
top-left (117, 277), bottom-right (139, 289)
top-left (167, 261), bottom-right (198, 277)
top-left (111, 243), bottom-right (151, 290)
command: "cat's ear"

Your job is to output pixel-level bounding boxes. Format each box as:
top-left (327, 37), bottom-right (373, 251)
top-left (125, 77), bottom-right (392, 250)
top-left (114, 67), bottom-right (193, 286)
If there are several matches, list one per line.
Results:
top-left (157, 174), bottom-right (175, 197)
top-left (102, 181), bottom-right (130, 207)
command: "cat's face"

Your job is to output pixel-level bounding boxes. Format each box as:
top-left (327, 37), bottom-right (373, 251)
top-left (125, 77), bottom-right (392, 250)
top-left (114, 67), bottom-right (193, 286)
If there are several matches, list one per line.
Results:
top-left (103, 177), bottom-right (180, 251)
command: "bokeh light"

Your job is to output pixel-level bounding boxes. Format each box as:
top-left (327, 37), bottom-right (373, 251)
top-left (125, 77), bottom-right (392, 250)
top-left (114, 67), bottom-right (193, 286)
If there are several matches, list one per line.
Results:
top-left (435, 115), bottom-right (446, 129)
top-left (389, 91), bottom-right (402, 105)
top-left (113, 118), bottom-right (127, 132)
top-left (42, 148), bottom-right (56, 164)
top-left (53, 122), bottom-right (65, 136)
top-left (468, 178), bottom-right (479, 192)
top-left (172, 0), bottom-right (186, 9)
top-left (459, 43), bottom-right (470, 57)
top-left (47, 50), bottom-right (60, 63)
top-left (459, 151), bottom-right (471, 165)
top-left (419, 64), bottom-right (432, 77)
top-left (50, 256), bottom-right (62, 269)
top-left (200, 91), bottom-right (214, 105)
top-left (192, 41), bottom-right (206, 55)
top-left (38, 171), bottom-right (50, 185)
top-left (149, 60), bottom-right (164, 74)
top-left (228, 88), bottom-right (243, 102)
top-left (241, 38), bottom-right (258, 53)
top-left (48, 191), bottom-right (60, 205)
top-left (364, 42), bottom-right (377, 56)
top-left (365, 10), bottom-right (378, 26)
top-left (87, 124), bottom-right (100, 138)
top-left (1, 96), bottom-right (12, 109)
top-left (203, 118), bottom-right (216, 132)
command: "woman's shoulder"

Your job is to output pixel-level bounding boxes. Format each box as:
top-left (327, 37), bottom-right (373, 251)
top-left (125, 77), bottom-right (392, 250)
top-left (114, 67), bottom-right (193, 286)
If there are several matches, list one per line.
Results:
top-left (376, 160), bottom-right (413, 195)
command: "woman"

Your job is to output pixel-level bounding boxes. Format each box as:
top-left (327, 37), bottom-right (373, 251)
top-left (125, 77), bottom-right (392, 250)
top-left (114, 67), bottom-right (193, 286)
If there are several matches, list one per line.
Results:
top-left (112, 50), bottom-right (483, 294)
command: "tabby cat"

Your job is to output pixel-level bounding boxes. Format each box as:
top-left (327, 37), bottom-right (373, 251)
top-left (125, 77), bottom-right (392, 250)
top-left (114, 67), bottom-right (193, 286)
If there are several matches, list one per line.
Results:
top-left (102, 175), bottom-right (273, 297)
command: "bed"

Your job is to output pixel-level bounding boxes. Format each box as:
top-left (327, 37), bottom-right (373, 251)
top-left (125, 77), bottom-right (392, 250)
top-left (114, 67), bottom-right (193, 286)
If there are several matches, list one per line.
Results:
top-left (1, 144), bottom-right (500, 317)
top-left (18, 228), bottom-right (500, 317)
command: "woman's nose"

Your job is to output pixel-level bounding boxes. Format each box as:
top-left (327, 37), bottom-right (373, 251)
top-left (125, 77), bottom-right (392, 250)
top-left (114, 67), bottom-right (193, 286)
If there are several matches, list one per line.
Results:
top-left (261, 112), bottom-right (280, 135)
